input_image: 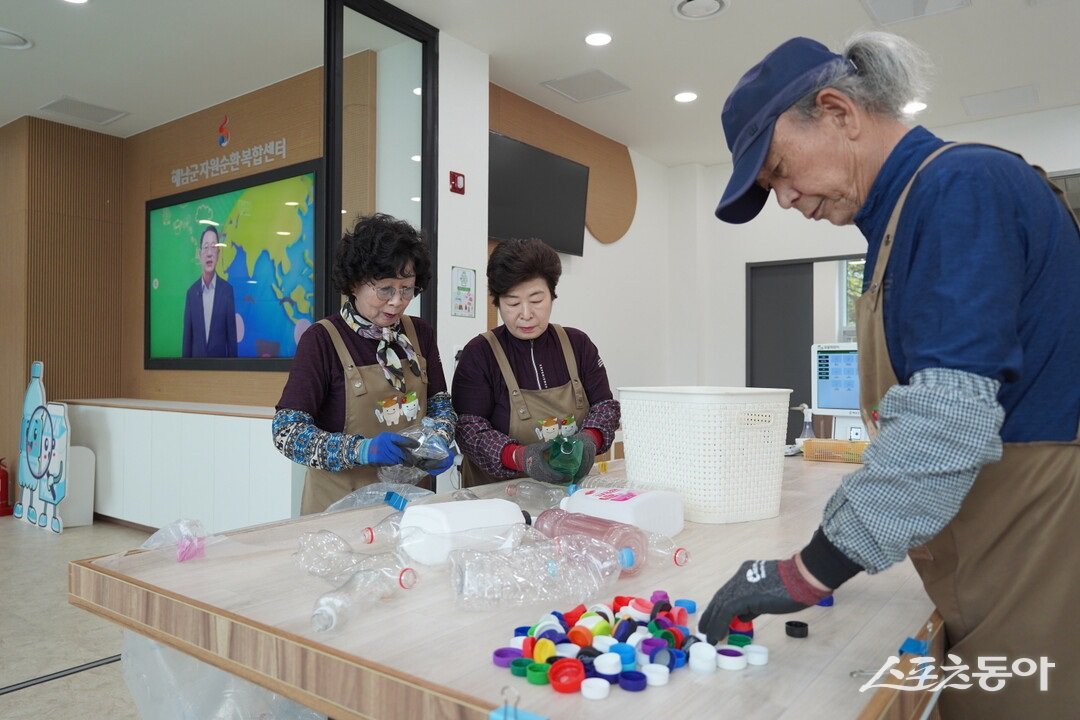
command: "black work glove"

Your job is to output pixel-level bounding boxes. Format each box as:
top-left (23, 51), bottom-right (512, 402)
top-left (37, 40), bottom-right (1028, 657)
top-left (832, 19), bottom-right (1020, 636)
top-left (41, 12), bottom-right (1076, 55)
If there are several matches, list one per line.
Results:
top-left (699, 557), bottom-right (830, 645)
top-left (520, 441), bottom-right (572, 484)
top-left (569, 432), bottom-right (597, 481)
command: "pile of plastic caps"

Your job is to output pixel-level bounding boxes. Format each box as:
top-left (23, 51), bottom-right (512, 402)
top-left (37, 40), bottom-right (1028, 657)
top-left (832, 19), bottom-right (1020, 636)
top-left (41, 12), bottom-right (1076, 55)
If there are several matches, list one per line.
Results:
top-left (490, 590), bottom-right (769, 699)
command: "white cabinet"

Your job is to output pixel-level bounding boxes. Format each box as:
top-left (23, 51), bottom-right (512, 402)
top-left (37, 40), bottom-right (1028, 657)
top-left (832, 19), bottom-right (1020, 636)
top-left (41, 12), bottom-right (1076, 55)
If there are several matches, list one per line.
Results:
top-left (67, 400), bottom-right (299, 534)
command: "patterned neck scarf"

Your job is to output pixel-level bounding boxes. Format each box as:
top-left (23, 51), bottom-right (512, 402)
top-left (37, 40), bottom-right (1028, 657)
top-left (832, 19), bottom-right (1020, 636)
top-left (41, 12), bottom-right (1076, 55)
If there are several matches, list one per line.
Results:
top-left (340, 301), bottom-right (421, 392)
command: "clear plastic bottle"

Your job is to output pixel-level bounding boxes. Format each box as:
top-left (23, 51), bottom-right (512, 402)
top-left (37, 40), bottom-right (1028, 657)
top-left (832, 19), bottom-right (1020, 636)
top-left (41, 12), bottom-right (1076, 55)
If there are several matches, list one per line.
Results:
top-left (505, 479), bottom-right (567, 513)
top-left (311, 552), bottom-right (417, 631)
top-left (533, 508), bottom-right (646, 576)
top-left (448, 533), bottom-right (628, 610)
top-left (792, 403), bottom-right (815, 450)
top-left (295, 529), bottom-right (367, 583)
top-left (450, 488), bottom-right (480, 501)
top-left (361, 511), bottom-right (403, 545)
top-left (326, 482), bottom-right (434, 513)
top-left (646, 531), bottom-right (691, 567)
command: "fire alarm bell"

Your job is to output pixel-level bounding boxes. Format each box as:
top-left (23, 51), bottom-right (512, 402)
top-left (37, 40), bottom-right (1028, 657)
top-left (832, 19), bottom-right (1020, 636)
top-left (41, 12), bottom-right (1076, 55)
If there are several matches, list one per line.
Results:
top-left (449, 171), bottom-right (465, 194)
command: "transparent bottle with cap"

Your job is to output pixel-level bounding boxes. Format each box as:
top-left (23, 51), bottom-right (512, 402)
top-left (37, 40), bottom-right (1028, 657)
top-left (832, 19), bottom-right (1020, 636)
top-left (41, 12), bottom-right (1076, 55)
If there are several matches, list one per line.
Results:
top-left (533, 508), bottom-right (646, 576)
top-left (311, 551), bottom-right (417, 631)
top-left (505, 479), bottom-right (568, 513)
top-left (792, 403), bottom-right (815, 449)
top-left (325, 482), bottom-right (434, 513)
top-left (449, 533), bottom-right (627, 610)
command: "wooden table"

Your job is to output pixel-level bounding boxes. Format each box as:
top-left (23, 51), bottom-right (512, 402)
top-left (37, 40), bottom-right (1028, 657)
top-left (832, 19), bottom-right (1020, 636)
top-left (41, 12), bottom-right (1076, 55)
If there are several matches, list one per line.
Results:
top-left (69, 458), bottom-right (937, 719)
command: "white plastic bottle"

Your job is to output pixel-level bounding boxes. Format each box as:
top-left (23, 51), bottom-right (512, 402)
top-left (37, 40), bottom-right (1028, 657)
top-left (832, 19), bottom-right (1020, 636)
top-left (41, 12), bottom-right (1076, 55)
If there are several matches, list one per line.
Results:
top-left (311, 552), bottom-right (417, 631)
top-left (397, 498), bottom-right (527, 565)
top-left (560, 487), bottom-right (684, 537)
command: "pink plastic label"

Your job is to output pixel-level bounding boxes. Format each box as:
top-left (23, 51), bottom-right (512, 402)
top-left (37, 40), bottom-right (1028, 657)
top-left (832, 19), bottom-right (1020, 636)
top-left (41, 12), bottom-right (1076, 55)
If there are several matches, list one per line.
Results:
top-left (584, 488), bottom-right (642, 502)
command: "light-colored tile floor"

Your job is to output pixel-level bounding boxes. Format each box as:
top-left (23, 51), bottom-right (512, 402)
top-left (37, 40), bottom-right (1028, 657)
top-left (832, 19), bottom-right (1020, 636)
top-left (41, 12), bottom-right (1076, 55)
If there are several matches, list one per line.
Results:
top-left (0, 515), bottom-right (147, 719)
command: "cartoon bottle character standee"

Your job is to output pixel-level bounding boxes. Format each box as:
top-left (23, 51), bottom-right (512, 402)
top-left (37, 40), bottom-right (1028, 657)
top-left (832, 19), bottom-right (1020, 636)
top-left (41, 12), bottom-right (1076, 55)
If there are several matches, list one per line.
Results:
top-left (13, 361), bottom-right (46, 524)
top-left (401, 391), bottom-right (420, 422)
top-left (559, 415), bottom-right (578, 437)
top-left (375, 396), bottom-right (403, 426)
top-left (35, 403), bottom-right (68, 533)
top-left (535, 417), bottom-right (560, 441)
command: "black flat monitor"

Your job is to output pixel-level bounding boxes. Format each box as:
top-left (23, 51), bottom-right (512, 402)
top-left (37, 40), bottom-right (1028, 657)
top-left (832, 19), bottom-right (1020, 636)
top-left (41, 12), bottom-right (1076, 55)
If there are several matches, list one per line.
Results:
top-left (488, 132), bottom-right (589, 257)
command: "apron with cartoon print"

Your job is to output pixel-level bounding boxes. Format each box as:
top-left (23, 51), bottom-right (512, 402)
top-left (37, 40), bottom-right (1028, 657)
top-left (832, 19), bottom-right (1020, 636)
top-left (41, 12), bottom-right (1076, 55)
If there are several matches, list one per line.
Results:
top-left (857, 143), bottom-right (1080, 719)
top-left (460, 324), bottom-right (590, 488)
top-left (300, 316), bottom-right (430, 514)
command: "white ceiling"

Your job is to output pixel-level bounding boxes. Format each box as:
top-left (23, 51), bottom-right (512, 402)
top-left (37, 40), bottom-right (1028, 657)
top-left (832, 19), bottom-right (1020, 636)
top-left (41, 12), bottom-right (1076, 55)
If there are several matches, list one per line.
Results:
top-left (3, 0), bottom-right (1079, 167)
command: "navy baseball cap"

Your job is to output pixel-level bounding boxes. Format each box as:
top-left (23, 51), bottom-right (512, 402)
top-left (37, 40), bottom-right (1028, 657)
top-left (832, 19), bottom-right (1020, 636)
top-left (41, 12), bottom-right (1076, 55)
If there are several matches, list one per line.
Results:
top-left (715, 37), bottom-right (854, 224)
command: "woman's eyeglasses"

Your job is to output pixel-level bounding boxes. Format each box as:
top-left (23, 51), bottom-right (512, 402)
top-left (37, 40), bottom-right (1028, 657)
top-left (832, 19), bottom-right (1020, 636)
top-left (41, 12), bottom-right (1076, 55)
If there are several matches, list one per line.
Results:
top-left (370, 284), bottom-right (418, 302)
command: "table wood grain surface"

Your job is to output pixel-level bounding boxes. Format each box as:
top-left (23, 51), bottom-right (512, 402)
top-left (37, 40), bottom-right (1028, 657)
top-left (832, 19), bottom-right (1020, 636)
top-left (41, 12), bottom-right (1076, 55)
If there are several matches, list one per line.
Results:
top-left (70, 458), bottom-right (934, 719)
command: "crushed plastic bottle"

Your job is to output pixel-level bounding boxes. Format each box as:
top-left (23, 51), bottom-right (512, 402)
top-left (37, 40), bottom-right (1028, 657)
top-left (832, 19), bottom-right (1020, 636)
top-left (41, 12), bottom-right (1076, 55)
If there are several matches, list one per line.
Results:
top-left (505, 479), bottom-right (568, 513)
top-left (295, 530), bottom-right (371, 583)
top-left (533, 508), bottom-right (646, 576)
top-left (311, 552), bottom-right (417, 631)
top-left (448, 533), bottom-right (628, 610)
top-left (326, 482), bottom-right (434, 513)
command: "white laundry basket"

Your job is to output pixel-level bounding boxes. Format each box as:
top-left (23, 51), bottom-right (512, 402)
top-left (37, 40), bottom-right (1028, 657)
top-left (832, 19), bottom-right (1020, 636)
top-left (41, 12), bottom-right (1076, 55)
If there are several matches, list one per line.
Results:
top-left (618, 386), bottom-right (792, 523)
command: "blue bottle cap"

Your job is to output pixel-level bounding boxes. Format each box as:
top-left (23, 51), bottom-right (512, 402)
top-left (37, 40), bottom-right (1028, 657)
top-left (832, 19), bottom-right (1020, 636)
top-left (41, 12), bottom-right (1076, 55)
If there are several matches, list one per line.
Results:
top-left (566, 483), bottom-right (579, 495)
top-left (898, 637), bottom-right (930, 656)
top-left (384, 491), bottom-right (408, 511)
top-left (673, 598), bottom-right (697, 614)
top-left (817, 595), bottom-right (835, 607)
top-left (514, 625), bottom-right (531, 637)
top-left (618, 547), bottom-right (636, 569)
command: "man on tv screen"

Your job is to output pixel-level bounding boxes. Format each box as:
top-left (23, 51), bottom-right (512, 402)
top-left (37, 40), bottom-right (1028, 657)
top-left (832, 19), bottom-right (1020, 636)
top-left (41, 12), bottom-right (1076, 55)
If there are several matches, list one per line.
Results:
top-left (182, 226), bottom-right (238, 357)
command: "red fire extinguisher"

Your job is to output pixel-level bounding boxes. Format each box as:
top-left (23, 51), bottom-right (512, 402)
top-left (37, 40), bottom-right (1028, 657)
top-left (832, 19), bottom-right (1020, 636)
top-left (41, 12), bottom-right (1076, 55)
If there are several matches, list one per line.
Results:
top-left (0, 458), bottom-right (12, 516)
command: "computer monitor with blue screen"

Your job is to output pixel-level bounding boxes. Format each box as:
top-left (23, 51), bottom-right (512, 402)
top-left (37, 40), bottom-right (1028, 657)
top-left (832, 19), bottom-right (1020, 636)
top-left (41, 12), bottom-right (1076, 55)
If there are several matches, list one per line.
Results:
top-left (811, 343), bottom-right (868, 440)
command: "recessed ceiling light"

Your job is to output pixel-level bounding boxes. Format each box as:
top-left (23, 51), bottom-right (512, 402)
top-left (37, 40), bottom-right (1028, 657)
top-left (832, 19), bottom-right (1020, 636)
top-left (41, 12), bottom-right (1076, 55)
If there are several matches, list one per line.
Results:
top-left (410, 196), bottom-right (421, 202)
top-left (285, 201), bottom-right (299, 207)
top-left (413, 87), bottom-right (422, 96)
top-left (585, 32), bottom-right (612, 47)
top-left (902, 100), bottom-right (927, 115)
top-left (0, 28), bottom-right (33, 50)
top-left (411, 155), bottom-right (421, 162)
top-left (674, 91), bottom-right (698, 103)
top-left (276, 231), bottom-right (290, 236)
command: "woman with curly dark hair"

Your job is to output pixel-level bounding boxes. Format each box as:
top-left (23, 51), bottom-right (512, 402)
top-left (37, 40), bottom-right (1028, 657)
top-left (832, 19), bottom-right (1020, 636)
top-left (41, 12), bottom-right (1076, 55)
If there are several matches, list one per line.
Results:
top-left (452, 238), bottom-right (620, 487)
top-left (274, 214), bottom-right (456, 513)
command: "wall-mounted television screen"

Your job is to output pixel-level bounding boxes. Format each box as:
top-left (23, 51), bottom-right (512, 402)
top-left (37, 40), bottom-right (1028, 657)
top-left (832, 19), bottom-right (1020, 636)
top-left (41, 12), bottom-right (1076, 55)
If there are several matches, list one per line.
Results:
top-left (488, 132), bottom-right (589, 257)
top-left (145, 159), bottom-right (323, 371)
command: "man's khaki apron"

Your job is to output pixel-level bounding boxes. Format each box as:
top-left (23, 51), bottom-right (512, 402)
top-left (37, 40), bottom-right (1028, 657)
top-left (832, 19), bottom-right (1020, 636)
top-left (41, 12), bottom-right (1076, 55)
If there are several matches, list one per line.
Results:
top-left (460, 324), bottom-right (589, 487)
top-left (300, 316), bottom-right (430, 514)
top-left (856, 144), bottom-right (1080, 718)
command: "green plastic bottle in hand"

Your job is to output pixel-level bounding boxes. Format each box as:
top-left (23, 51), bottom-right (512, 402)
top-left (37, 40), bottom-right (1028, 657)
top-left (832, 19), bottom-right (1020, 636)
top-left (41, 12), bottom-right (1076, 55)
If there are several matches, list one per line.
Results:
top-left (547, 436), bottom-right (583, 478)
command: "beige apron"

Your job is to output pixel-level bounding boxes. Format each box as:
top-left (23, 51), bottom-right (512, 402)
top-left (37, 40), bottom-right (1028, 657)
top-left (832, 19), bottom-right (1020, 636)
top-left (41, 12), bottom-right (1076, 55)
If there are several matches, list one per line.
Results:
top-left (460, 324), bottom-right (590, 488)
top-left (857, 144), bottom-right (1080, 719)
top-left (300, 316), bottom-right (430, 514)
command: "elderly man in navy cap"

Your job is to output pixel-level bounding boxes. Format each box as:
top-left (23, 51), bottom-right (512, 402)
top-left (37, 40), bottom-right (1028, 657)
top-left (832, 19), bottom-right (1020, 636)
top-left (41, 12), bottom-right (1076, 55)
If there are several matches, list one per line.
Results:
top-left (702, 32), bottom-right (1079, 719)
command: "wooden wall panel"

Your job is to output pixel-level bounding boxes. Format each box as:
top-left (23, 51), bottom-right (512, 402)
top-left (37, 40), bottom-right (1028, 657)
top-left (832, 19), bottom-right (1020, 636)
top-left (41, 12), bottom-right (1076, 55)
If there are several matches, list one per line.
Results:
top-left (489, 85), bottom-right (637, 245)
top-left (342, 51), bottom-right (377, 235)
top-left (0, 118), bottom-right (30, 481)
top-left (25, 118), bottom-right (124, 409)
top-left (120, 67), bottom-right (326, 404)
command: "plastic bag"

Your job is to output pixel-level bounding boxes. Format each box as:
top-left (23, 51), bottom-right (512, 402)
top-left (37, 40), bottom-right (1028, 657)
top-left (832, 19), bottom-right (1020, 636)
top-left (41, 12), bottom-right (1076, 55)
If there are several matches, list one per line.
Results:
top-left (142, 518), bottom-right (223, 562)
top-left (375, 417), bottom-right (450, 485)
top-left (122, 525), bottom-right (325, 719)
top-left (325, 482), bottom-right (434, 512)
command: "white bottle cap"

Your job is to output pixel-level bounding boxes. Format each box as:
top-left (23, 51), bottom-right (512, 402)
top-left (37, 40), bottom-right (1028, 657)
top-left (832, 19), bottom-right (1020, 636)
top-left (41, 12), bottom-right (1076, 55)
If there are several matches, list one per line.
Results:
top-left (594, 652), bottom-right (623, 675)
top-left (587, 603), bottom-right (614, 623)
top-left (592, 635), bottom-right (618, 653)
top-left (642, 663), bottom-right (670, 686)
top-left (581, 677), bottom-right (610, 700)
top-left (636, 652), bottom-right (650, 668)
top-left (625, 605), bottom-right (651, 622)
top-left (534, 613), bottom-right (561, 627)
top-left (625, 629), bottom-right (651, 649)
top-left (555, 643), bottom-right (580, 658)
top-left (509, 635), bottom-right (526, 650)
top-left (744, 644), bottom-right (769, 666)
top-left (688, 642), bottom-right (717, 673)
top-left (717, 648), bottom-right (748, 671)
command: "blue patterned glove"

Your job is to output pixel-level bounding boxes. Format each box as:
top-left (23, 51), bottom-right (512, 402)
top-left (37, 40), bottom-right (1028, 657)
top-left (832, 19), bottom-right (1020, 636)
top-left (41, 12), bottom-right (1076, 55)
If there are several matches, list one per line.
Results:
top-left (357, 433), bottom-right (420, 466)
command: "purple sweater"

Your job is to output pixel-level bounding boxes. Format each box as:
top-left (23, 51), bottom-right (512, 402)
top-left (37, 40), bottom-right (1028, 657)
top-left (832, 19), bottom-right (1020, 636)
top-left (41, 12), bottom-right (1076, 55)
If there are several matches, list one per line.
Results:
top-left (276, 314), bottom-right (447, 432)
top-left (452, 325), bottom-right (620, 478)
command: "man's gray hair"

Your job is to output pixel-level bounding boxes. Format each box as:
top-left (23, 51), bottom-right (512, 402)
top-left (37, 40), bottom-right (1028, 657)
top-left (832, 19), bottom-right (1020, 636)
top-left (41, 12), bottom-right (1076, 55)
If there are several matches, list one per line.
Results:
top-left (790, 31), bottom-right (932, 121)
